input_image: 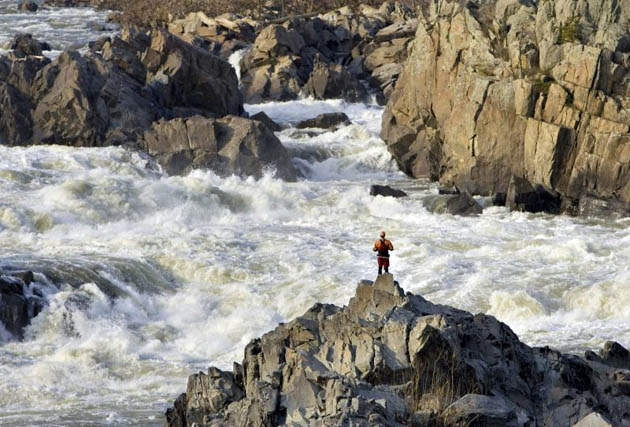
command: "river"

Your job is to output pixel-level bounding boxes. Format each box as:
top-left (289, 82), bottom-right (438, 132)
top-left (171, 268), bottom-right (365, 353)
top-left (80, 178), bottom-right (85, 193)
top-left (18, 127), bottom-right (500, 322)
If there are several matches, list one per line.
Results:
top-left (1, 3), bottom-right (630, 426)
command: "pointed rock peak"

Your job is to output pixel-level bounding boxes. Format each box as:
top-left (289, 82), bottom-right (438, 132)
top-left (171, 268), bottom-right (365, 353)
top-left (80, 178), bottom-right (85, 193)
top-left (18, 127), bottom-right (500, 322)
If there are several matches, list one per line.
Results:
top-left (372, 273), bottom-right (403, 296)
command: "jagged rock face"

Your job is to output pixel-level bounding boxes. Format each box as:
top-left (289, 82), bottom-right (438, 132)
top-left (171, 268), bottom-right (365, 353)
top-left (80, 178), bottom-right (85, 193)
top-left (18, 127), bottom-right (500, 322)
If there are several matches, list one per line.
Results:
top-left (164, 275), bottom-right (630, 426)
top-left (382, 0), bottom-right (630, 214)
top-left (0, 30), bottom-right (243, 148)
top-left (237, 2), bottom-right (417, 104)
top-left (141, 115), bottom-right (297, 180)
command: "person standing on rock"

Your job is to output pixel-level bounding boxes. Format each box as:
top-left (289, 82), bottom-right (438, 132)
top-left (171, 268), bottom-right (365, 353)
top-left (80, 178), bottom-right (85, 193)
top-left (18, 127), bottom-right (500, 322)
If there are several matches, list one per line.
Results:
top-left (373, 231), bottom-right (394, 275)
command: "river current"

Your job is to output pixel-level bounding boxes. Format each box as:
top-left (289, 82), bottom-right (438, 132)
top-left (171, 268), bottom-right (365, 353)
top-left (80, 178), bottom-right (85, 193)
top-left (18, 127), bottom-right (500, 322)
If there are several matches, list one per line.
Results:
top-left (1, 4), bottom-right (630, 426)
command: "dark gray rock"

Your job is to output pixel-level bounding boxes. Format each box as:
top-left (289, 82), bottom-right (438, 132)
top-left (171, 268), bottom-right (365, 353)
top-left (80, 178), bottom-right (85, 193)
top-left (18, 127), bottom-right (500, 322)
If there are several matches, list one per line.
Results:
top-left (165, 274), bottom-right (630, 426)
top-left (369, 184), bottom-right (408, 198)
top-left (250, 111), bottom-right (282, 132)
top-left (10, 33), bottom-right (47, 58)
top-left (0, 82), bottom-right (34, 146)
top-left (506, 175), bottom-right (561, 214)
top-left (18, 0), bottom-right (38, 12)
top-left (0, 271), bottom-right (45, 339)
top-left (142, 115), bottom-right (297, 181)
top-left (424, 192), bottom-right (483, 216)
top-left (296, 112), bottom-right (351, 129)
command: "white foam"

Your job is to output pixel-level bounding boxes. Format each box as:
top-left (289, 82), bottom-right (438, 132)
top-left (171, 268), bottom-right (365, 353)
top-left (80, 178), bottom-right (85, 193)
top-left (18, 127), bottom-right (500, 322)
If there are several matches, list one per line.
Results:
top-left (1, 100), bottom-right (630, 424)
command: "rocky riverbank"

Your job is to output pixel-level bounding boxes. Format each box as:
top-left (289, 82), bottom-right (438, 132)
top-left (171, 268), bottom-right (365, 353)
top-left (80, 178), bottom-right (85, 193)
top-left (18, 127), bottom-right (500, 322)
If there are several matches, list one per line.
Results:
top-left (164, 274), bottom-right (630, 426)
top-left (382, 0), bottom-right (630, 218)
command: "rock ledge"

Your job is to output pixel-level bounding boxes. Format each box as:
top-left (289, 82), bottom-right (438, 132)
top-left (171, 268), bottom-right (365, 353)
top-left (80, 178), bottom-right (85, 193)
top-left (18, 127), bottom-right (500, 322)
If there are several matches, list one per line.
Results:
top-left (164, 275), bottom-right (630, 426)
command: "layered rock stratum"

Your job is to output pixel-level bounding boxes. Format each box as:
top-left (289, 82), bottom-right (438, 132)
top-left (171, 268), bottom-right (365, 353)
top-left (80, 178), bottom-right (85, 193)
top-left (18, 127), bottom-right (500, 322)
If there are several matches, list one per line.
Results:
top-left (164, 274), bottom-right (630, 426)
top-left (382, 0), bottom-right (630, 216)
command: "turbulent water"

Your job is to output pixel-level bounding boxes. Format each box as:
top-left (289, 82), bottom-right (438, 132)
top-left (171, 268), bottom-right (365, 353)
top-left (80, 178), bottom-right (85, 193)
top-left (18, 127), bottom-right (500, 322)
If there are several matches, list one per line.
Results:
top-left (1, 5), bottom-right (630, 427)
top-left (0, 0), bottom-right (116, 55)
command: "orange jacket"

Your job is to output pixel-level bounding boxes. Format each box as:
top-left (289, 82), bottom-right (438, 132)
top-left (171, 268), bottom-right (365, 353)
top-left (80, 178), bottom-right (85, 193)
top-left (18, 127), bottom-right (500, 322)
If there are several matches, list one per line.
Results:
top-left (373, 239), bottom-right (394, 256)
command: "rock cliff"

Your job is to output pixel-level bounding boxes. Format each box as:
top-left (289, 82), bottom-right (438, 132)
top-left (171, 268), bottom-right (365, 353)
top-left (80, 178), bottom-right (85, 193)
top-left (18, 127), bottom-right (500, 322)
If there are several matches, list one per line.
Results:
top-left (164, 274), bottom-right (630, 426)
top-left (382, 0), bottom-right (630, 216)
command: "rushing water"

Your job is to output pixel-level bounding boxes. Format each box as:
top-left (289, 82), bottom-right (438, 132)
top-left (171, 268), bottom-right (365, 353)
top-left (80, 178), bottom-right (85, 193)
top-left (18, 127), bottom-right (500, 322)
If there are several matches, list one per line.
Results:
top-left (1, 4), bottom-right (630, 427)
top-left (0, 0), bottom-right (116, 56)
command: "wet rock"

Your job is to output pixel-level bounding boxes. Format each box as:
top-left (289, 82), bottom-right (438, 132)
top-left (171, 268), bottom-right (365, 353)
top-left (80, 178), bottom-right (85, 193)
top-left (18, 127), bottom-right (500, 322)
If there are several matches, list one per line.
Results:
top-left (18, 0), bottom-right (38, 12)
top-left (0, 271), bottom-right (45, 339)
top-left (577, 195), bottom-right (630, 219)
top-left (250, 111), bottom-right (282, 132)
top-left (506, 175), bottom-right (562, 214)
top-left (296, 112), bottom-right (351, 129)
top-left (142, 115), bottom-right (297, 181)
top-left (598, 341), bottom-right (630, 370)
top-left (165, 273), bottom-right (630, 426)
top-left (424, 192), bottom-right (483, 216)
top-left (10, 33), bottom-right (48, 58)
top-left (369, 184), bottom-right (407, 198)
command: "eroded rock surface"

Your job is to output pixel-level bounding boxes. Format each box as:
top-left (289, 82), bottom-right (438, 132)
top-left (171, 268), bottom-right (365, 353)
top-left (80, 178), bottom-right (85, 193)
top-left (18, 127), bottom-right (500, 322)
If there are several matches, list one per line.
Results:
top-left (382, 0), bottom-right (630, 216)
top-left (164, 275), bottom-right (630, 426)
top-left (142, 115), bottom-right (297, 180)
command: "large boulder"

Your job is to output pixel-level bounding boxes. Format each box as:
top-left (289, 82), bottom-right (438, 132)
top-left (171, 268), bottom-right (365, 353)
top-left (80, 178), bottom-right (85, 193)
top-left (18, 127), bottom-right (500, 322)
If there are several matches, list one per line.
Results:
top-left (382, 0), bottom-right (630, 216)
top-left (142, 30), bottom-right (243, 116)
top-left (142, 115), bottom-right (297, 180)
top-left (164, 274), bottom-right (630, 426)
top-left (31, 50), bottom-right (157, 147)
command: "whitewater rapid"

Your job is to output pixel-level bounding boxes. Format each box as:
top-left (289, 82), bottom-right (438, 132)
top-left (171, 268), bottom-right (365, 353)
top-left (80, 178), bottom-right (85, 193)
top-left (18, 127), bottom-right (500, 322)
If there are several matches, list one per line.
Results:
top-left (1, 98), bottom-right (630, 425)
top-left (0, 0), bottom-right (116, 56)
top-left (1, 5), bottom-right (630, 425)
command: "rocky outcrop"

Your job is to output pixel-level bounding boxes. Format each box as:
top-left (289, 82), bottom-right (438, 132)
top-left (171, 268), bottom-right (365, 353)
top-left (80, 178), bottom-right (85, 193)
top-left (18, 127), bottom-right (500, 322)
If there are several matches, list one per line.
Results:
top-left (141, 115), bottom-right (297, 180)
top-left (164, 274), bottom-right (630, 426)
top-left (382, 0), bottom-right (630, 216)
top-left (9, 33), bottom-right (51, 58)
top-left (0, 30), bottom-right (242, 147)
top-left (233, 2), bottom-right (417, 104)
top-left (168, 12), bottom-right (257, 60)
top-left (296, 112), bottom-right (350, 129)
top-left (0, 271), bottom-right (46, 339)
top-left (0, 31), bottom-right (296, 180)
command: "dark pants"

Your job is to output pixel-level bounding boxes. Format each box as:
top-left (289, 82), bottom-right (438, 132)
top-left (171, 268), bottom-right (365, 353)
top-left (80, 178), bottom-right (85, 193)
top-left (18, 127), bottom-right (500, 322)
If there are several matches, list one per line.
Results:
top-left (377, 256), bottom-right (389, 275)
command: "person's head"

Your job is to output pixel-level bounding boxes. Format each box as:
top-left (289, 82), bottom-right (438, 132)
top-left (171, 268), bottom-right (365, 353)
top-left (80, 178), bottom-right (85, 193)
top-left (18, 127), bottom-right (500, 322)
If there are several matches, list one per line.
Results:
top-left (380, 231), bottom-right (386, 239)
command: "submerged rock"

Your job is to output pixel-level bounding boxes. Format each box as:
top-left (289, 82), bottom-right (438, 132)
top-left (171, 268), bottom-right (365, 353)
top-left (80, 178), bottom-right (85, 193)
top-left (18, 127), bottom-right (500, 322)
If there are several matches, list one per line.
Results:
top-left (0, 271), bottom-right (45, 339)
top-left (296, 112), bottom-right (351, 129)
top-left (424, 192), bottom-right (483, 216)
top-left (164, 274), bottom-right (630, 426)
top-left (369, 184), bottom-right (407, 198)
